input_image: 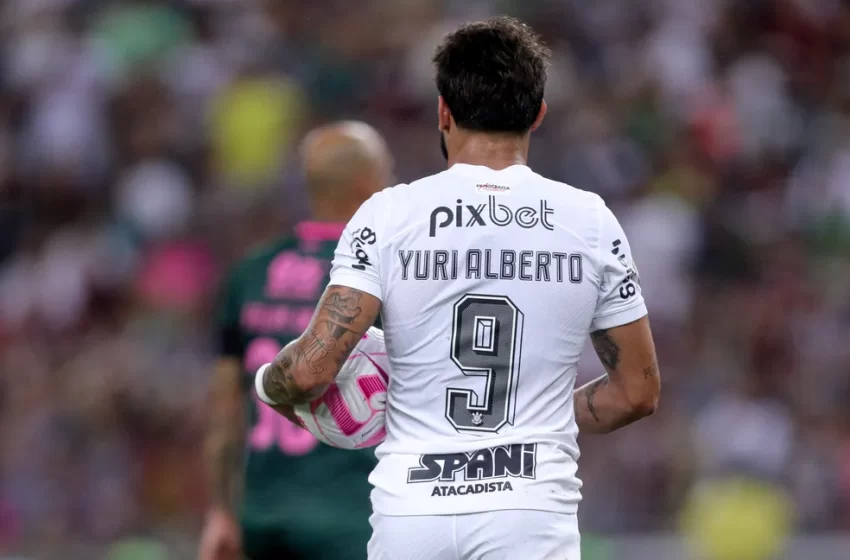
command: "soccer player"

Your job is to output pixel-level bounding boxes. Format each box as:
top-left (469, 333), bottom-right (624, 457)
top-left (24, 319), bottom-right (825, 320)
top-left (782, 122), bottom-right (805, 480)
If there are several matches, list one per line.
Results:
top-left (199, 121), bottom-right (393, 560)
top-left (256, 17), bottom-right (660, 559)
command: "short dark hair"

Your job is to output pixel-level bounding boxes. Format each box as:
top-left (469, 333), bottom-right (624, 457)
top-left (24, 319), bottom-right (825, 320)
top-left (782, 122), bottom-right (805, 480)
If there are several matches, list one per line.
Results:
top-left (433, 16), bottom-right (550, 134)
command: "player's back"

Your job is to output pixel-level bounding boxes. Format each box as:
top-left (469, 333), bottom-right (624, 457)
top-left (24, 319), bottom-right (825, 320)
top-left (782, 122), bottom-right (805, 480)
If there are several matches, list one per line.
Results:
top-left (336, 164), bottom-right (644, 516)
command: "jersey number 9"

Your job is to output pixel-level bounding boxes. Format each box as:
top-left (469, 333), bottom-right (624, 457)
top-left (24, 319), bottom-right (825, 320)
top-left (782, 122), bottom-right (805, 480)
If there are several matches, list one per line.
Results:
top-left (446, 295), bottom-right (524, 433)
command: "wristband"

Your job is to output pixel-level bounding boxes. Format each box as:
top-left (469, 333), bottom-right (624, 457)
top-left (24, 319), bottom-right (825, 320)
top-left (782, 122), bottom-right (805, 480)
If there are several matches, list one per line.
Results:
top-left (254, 363), bottom-right (278, 406)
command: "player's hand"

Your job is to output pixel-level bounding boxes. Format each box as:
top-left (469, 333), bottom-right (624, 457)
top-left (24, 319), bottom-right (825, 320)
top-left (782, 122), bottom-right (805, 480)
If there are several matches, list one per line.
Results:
top-left (198, 507), bottom-right (242, 560)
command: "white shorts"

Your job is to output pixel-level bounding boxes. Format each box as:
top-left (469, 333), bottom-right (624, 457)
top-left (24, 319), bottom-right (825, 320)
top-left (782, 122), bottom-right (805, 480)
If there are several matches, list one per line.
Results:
top-left (367, 510), bottom-right (580, 560)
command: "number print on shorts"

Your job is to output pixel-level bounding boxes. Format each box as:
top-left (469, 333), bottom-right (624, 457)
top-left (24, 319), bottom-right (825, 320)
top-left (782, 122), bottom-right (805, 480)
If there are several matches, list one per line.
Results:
top-left (446, 295), bottom-right (524, 433)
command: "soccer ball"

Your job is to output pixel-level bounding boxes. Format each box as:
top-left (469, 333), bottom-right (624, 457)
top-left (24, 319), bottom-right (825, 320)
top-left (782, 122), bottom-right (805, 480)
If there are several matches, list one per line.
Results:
top-left (294, 327), bottom-right (388, 449)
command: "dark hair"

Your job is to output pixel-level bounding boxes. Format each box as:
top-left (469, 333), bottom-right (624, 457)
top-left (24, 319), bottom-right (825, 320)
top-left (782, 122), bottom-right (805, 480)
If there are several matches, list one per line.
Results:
top-left (433, 16), bottom-right (550, 134)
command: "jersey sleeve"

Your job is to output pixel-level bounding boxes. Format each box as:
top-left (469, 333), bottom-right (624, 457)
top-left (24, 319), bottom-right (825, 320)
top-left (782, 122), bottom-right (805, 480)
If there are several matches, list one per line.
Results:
top-left (215, 267), bottom-right (244, 358)
top-left (328, 193), bottom-right (384, 301)
top-left (590, 202), bottom-right (648, 331)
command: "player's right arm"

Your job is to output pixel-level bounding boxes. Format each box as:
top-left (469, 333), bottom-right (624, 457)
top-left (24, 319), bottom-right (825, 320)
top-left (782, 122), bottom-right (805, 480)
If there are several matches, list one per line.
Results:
top-left (574, 201), bottom-right (660, 435)
top-left (259, 192), bottom-right (385, 410)
top-left (200, 274), bottom-right (245, 560)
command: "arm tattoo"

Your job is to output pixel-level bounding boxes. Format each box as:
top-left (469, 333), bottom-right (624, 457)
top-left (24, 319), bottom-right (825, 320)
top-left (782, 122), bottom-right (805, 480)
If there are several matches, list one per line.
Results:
top-left (264, 287), bottom-right (367, 405)
top-left (264, 351), bottom-right (315, 405)
top-left (643, 361), bottom-right (659, 379)
top-left (585, 375), bottom-right (609, 423)
top-left (591, 329), bottom-right (620, 370)
top-left (322, 289), bottom-right (363, 337)
top-left (211, 434), bottom-right (243, 512)
top-left (299, 328), bottom-right (336, 377)
top-left (206, 364), bottom-right (244, 512)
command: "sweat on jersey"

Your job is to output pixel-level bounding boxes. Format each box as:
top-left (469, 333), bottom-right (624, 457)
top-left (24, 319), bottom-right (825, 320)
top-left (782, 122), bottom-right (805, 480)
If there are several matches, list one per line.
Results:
top-left (328, 164), bottom-right (648, 516)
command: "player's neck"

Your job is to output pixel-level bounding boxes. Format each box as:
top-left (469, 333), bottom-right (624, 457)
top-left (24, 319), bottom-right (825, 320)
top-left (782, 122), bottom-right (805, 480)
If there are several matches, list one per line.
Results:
top-left (448, 133), bottom-right (529, 171)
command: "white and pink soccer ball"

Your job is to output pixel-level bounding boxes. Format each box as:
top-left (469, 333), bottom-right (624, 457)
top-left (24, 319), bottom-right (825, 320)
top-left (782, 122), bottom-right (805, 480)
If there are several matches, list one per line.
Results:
top-left (293, 327), bottom-right (389, 449)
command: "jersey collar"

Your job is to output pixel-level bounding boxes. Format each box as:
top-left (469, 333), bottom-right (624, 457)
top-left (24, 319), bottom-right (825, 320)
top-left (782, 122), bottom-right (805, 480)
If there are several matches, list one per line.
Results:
top-left (447, 163), bottom-right (534, 181)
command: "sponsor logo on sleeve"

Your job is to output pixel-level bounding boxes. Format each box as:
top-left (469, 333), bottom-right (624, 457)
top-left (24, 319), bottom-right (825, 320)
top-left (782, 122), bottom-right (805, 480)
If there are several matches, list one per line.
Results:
top-left (612, 240), bottom-right (640, 299)
top-left (350, 227), bottom-right (377, 270)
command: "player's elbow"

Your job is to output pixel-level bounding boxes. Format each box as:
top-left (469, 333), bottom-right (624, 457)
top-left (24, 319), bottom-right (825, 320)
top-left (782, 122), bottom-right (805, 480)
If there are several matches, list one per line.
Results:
top-left (630, 392), bottom-right (658, 418)
top-left (626, 375), bottom-right (660, 418)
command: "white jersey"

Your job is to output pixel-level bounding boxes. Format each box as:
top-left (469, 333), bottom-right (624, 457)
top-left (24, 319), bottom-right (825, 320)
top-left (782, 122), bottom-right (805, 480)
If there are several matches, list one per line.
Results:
top-left (329, 163), bottom-right (647, 516)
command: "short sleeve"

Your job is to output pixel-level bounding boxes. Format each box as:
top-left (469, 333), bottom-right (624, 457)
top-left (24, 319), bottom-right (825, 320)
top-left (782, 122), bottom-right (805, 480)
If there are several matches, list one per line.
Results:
top-left (328, 193), bottom-right (384, 301)
top-left (216, 268), bottom-right (244, 357)
top-left (591, 202), bottom-right (648, 331)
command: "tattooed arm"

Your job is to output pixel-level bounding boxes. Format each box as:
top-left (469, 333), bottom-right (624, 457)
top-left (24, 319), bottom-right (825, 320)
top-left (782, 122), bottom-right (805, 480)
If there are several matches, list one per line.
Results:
top-left (575, 316), bottom-right (660, 434)
top-left (262, 286), bottom-right (381, 407)
top-left (204, 357), bottom-right (245, 512)
top-left (200, 358), bottom-right (245, 559)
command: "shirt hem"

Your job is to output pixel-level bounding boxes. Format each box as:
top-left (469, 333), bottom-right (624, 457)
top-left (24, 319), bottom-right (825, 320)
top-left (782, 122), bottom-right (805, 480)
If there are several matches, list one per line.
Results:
top-left (371, 499), bottom-right (579, 517)
top-left (592, 301), bottom-right (648, 330)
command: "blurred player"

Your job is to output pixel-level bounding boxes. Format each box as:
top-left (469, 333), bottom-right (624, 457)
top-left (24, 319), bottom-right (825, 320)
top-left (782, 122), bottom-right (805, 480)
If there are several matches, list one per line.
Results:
top-left (199, 121), bottom-right (393, 560)
top-left (256, 17), bottom-right (660, 560)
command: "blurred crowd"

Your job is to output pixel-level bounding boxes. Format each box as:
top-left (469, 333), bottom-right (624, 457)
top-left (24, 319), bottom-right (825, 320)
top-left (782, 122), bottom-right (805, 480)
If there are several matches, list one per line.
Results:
top-left (1, 0), bottom-right (850, 556)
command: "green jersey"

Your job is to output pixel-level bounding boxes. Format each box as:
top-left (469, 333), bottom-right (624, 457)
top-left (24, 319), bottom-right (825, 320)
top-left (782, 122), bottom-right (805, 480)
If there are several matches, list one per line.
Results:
top-left (217, 221), bottom-right (377, 560)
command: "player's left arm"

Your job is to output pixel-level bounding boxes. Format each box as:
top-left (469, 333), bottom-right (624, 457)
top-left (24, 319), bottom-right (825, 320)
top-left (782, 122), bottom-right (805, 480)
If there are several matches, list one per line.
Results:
top-left (259, 193), bottom-right (385, 408)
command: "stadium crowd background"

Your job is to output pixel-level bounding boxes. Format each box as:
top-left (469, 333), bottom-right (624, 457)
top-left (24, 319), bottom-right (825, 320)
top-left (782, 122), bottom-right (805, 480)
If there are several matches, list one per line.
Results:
top-left (1, 0), bottom-right (849, 558)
